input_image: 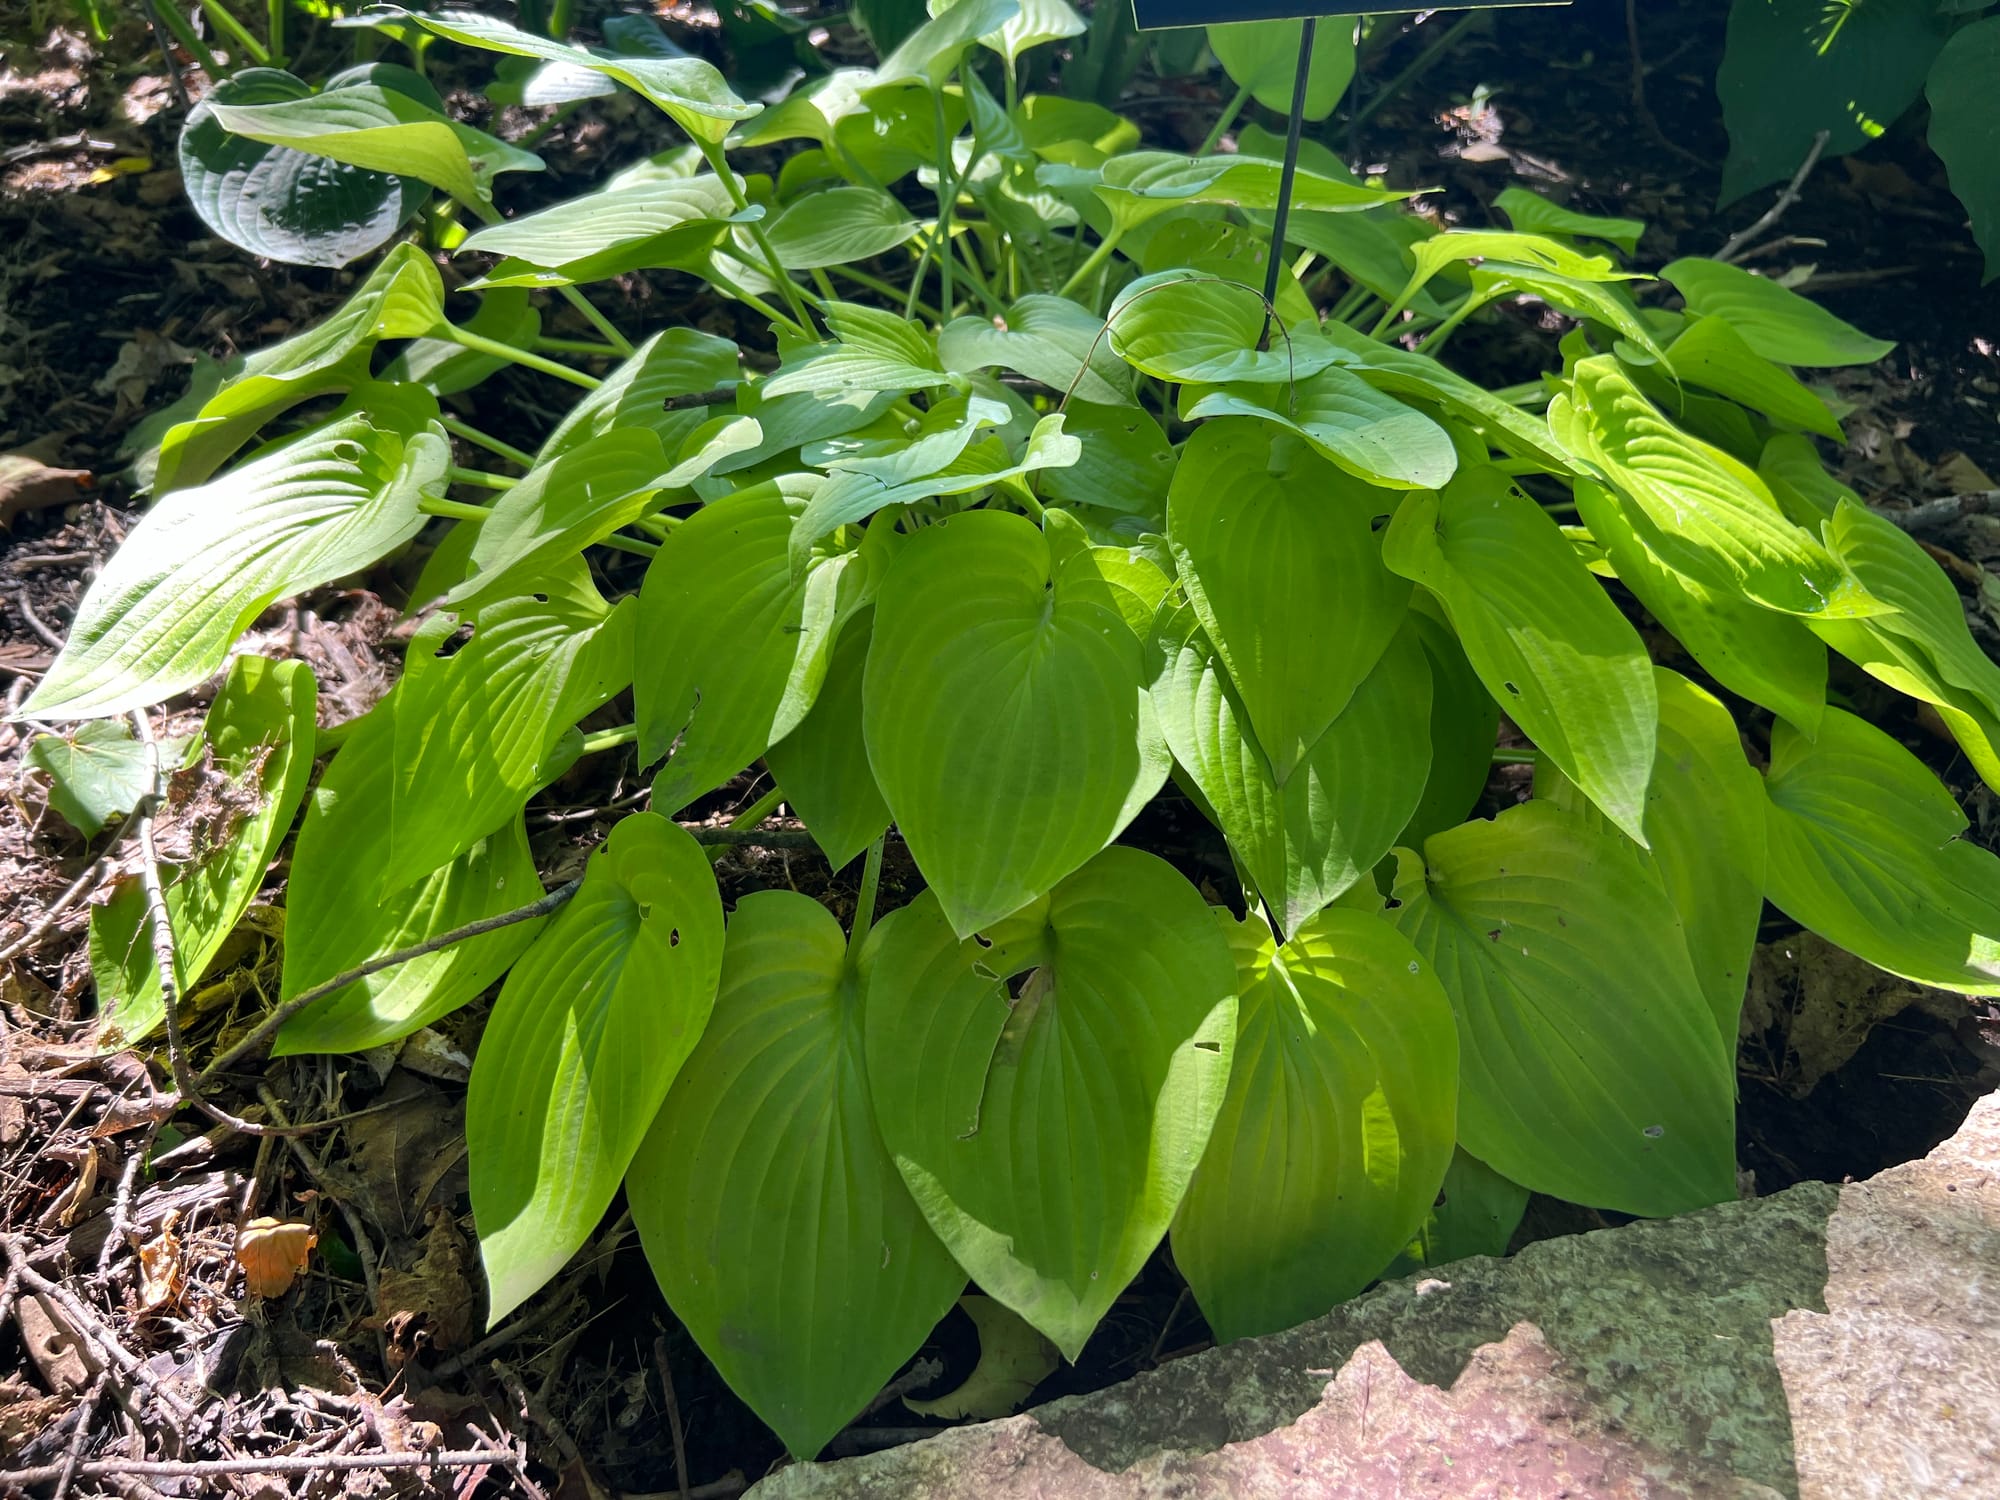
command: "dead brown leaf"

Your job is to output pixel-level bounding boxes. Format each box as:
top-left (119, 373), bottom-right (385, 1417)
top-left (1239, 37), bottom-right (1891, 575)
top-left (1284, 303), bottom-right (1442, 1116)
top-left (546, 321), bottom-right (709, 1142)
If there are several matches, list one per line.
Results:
top-left (135, 1208), bottom-right (186, 1314)
top-left (236, 1215), bottom-right (317, 1298)
top-left (368, 1207), bottom-right (476, 1366)
top-left (0, 452), bottom-right (91, 529)
top-left (337, 1070), bottom-right (469, 1238)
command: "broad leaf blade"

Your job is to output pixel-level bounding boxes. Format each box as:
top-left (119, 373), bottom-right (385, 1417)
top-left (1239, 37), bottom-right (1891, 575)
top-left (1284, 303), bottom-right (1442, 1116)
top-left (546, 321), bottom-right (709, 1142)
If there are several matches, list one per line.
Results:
top-left (767, 610), bottom-right (892, 871)
top-left (1928, 18), bottom-right (2000, 282)
top-left (1183, 367), bottom-right (1457, 491)
top-left (1659, 257), bottom-right (1895, 366)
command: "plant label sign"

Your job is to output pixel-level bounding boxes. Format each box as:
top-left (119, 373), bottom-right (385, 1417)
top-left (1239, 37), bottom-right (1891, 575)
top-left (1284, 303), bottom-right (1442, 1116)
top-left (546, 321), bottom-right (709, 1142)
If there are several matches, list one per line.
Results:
top-left (1132, 1), bottom-right (1562, 27)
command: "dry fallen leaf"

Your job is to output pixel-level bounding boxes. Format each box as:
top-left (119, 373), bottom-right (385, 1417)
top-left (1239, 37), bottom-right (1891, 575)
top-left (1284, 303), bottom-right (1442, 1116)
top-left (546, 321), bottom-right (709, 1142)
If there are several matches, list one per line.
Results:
top-left (135, 1209), bottom-right (185, 1314)
top-left (235, 1216), bottom-right (317, 1297)
top-left (0, 452), bottom-right (91, 529)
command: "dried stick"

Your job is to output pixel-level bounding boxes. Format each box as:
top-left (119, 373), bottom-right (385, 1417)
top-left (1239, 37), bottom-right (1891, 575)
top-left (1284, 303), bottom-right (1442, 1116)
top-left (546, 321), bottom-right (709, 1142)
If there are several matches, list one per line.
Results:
top-left (0, 807), bottom-right (145, 966)
top-left (0, 1448), bottom-right (526, 1487)
top-left (652, 1333), bottom-right (693, 1500)
top-left (1717, 129), bottom-right (1831, 265)
top-left (51, 1368), bottom-right (110, 1500)
top-left (256, 1084), bottom-right (384, 1330)
top-left (95, 1135), bottom-right (151, 1278)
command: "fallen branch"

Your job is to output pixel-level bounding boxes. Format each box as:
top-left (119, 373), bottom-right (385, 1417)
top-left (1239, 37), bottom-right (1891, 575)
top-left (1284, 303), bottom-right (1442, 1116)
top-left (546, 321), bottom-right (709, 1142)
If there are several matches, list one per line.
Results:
top-left (1716, 129), bottom-right (1830, 265)
top-left (0, 1447), bottom-right (525, 1487)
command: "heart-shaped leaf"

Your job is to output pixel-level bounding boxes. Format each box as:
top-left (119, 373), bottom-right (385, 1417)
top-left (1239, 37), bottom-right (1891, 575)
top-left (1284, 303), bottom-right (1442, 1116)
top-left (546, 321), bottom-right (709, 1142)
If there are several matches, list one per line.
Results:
top-left (1038, 401), bottom-right (1175, 521)
top-left (765, 185), bottom-right (921, 269)
top-left (469, 813), bottom-right (723, 1323)
top-left (1173, 908), bottom-right (1456, 1342)
top-left (1208, 19), bottom-right (1355, 121)
top-left (865, 846), bottom-right (1237, 1358)
top-left (1184, 367), bottom-right (1457, 491)
top-left (863, 509), bottom-right (1169, 936)
top-left (1091, 151), bottom-right (1402, 234)
top-left (628, 890), bottom-right (964, 1459)
top-left (1390, 802), bottom-right (1737, 1216)
top-left (939, 295), bottom-right (1133, 407)
top-left (1107, 271), bottom-right (1338, 385)
top-left (537, 329), bottom-right (742, 464)
top-left (1494, 186), bottom-right (1644, 255)
top-left (767, 609), bottom-right (892, 871)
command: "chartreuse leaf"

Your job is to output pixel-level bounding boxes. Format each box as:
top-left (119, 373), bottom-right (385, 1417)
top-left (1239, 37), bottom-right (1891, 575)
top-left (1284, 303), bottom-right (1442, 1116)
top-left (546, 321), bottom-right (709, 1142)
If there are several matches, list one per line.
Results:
top-left (879, 0), bottom-right (1019, 86)
top-left (1173, 908), bottom-right (1456, 1342)
top-left (1380, 230), bottom-right (1643, 326)
top-left (1928, 18), bottom-right (2000, 282)
top-left (1570, 479), bottom-right (1827, 734)
top-left (22, 388), bottom-right (446, 721)
top-left (1107, 271), bottom-right (1337, 385)
top-left (1183, 367), bottom-right (1458, 491)
top-left (1398, 607), bottom-right (1499, 851)
top-left (90, 659), bottom-right (317, 1044)
top-left (937, 0), bottom-right (1083, 69)
top-left (385, 288), bottom-right (540, 398)
top-left (1660, 257), bottom-right (1895, 367)
top-left (864, 509), bottom-right (1170, 937)
top-left (154, 244), bottom-right (446, 491)
top-left (1091, 152), bottom-right (1401, 235)
top-left (904, 1297), bottom-right (1059, 1421)
top-left (939, 296), bottom-right (1132, 407)
top-left (628, 891), bottom-right (963, 1460)
top-left (1809, 498), bottom-right (2000, 791)
top-left (1169, 422), bottom-right (1411, 785)
top-left (450, 430), bottom-right (668, 604)
top-left (537, 329), bottom-right (741, 464)
top-left (1388, 1148), bottom-right (1531, 1275)
top-left (462, 174), bottom-right (746, 286)
top-left (865, 847), bottom-right (1237, 1359)
top-left (26, 723), bottom-right (161, 838)
top-left (767, 610), bottom-right (891, 871)
top-left (1208, 18), bottom-right (1355, 121)
top-left (1494, 187), bottom-right (1644, 256)
top-left (208, 84), bottom-right (541, 208)
top-left (374, 6), bottom-right (761, 143)
top-left (765, 186), bottom-right (920, 269)
top-left (1563, 357), bottom-right (1865, 617)
top-left (386, 583), bottom-right (635, 897)
top-left (1151, 606), bottom-right (1431, 937)
top-left (1665, 316), bottom-right (1844, 440)
top-left (638, 479), bottom-right (869, 813)
top-left (765, 302), bottom-right (952, 398)
top-left (276, 708), bottom-right (547, 1057)
top-left (470, 814), bottom-right (723, 1324)
top-left (1040, 401), bottom-right (1175, 521)
top-left (1390, 802), bottom-right (1737, 1216)
top-left (180, 66), bottom-right (431, 268)
top-left (1541, 669), bottom-right (1767, 1041)
top-left (1382, 467), bottom-right (1656, 845)
top-left (1762, 707), bottom-right (2000, 996)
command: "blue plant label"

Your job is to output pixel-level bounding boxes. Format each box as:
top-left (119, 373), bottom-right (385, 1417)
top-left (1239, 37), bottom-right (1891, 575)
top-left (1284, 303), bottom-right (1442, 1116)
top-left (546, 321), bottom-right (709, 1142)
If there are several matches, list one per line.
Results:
top-left (1132, 1), bottom-right (1561, 28)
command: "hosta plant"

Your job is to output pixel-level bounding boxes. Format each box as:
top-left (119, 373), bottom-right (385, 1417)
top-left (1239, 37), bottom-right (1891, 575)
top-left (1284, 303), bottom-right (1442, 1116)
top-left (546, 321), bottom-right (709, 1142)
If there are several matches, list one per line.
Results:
top-left (22, 0), bottom-right (2000, 1463)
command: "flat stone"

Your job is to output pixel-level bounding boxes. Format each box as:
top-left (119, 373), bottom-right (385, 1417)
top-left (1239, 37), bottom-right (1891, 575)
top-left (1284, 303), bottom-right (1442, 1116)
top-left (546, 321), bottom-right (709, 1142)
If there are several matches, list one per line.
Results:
top-left (750, 1091), bottom-right (2000, 1499)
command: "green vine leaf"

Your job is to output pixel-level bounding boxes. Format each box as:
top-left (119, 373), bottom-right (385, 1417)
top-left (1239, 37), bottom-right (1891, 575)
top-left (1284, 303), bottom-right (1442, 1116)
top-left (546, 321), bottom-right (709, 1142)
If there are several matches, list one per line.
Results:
top-left (1173, 907), bottom-right (1457, 1342)
top-left (865, 846), bottom-right (1237, 1359)
top-left (469, 813), bottom-right (724, 1324)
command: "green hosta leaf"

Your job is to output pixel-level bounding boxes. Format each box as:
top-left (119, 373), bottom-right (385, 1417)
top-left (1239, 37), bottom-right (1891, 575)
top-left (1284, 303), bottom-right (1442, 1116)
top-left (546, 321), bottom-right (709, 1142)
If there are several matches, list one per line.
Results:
top-left (792, 411), bottom-right (1080, 571)
top-left (1184, 367), bottom-right (1457, 491)
top-left (1039, 401), bottom-right (1175, 520)
top-left (1151, 607), bottom-right (1431, 937)
top-left (1173, 908), bottom-right (1456, 1342)
top-left (865, 847), bottom-right (1237, 1359)
top-left (1390, 803), bottom-right (1737, 1216)
top-left (832, 80), bottom-right (971, 185)
top-left (1169, 421), bottom-right (1411, 785)
top-left (89, 658), bottom-right (316, 1043)
top-left (1389, 1148), bottom-right (1531, 1275)
top-left (1382, 468), bottom-right (1656, 844)
top-left (449, 430), bottom-right (668, 605)
top-left (1659, 257), bottom-right (1895, 367)
top-left (386, 587), bottom-right (634, 896)
top-left (1665, 316), bottom-right (1843, 439)
top-left (179, 66), bottom-right (430, 268)
top-left (879, 0), bottom-right (1019, 85)
top-left (903, 1296), bottom-right (1059, 1421)
top-left (1399, 607), bottom-right (1499, 851)
top-left (1928, 18), bottom-right (2000, 281)
top-left (275, 709), bottom-right (546, 1057)
top-left (1493, 187), bottom-right (1644, 256)
top-left (26, 723), bottom-right (160, 838)
top-left (154, 244), bottom-right (446, 492)
top-left (768, 610), bottom-right (891, 871)
top-left (1563, 357), bottom-right (1863, 617)
top-left (765, 185), bottom-right (920, 269)
top-left (1464, 260), bottom-right (1665, 362)
top-left (628, 890), bottom-right (963, 1459)
top-left (384, 288), bottom-right (540, 398)
top-left (23, 389), bottom-right (446, 721)
top-left (637, 480), bottom-right (869, 812)
top-left (1274, 203), bottom-right (1444, 316)
top-left (1208, 19), bottom-right (1356, 121)
top-left (1139, 216), bottom-right (1318, 330)
top-left (939, 296), bottom-right (1133, 407)
top-left (470, 813), bottom-right (723, 1323)
top-left (1382, 229), bottom-right (1643, 325)
top-left (737, 69), bottom-right (877, 149)
top-left (1718, 0), bottom-right (1946, 204)
top-left (208, 84), bottom-right (541, 208)
top-left (461, 174), bottom-right (744, 285)
top-left (1763, 707), bottom-right (2000, 996)
top-left (1093, 545), bottom-right (1171, 636)
top-left (1091, 152), bottom-right (1402, 234)
top-left (1570, 479), bottom-right (1826, 734)
top-left (1107, 271), bottom-right (1337, 385)
top-left (375, 7), bottom-right (760, 142)
top-left (936, 0), bottom-right (1084, 68)
top-left (1541, 669), bottom-right (1767, 1041)
top-left (864, 509), bottom-right (1169, 937)
top-left (765, 302), bottom-right (951, 397)
top-left (537, 329), bottom-right (741, 464)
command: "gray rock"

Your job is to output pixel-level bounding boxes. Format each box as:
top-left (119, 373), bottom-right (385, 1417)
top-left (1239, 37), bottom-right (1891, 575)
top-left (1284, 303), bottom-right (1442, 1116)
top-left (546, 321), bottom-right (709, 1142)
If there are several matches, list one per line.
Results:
top-left (751, 1093), bottom-right (1999, 1499)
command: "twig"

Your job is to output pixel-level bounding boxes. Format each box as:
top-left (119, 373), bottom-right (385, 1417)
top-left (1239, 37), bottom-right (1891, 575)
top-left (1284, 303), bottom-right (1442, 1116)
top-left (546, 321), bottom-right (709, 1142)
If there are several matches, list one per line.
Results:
top-left (0, 806), bottom-right (145, 965)
top-left (95, 1134), bottom-right (151, 1279)
top-left (661, 388), bottom-right (740, 412)
top-left (858, 1356), bottom-right (943, 1420)
top-left (0, 1448), bottom-right (527, 1486)
top-left (51, 1368), bottom-right (109, 1500)
top-left (688, 827), bottom-right (822, 849)
top-left (1716, 129), bottom-right (1831, 265)
top-left (1623, 0), bottom-right (1705, 168)
top-left (256, 1085), bottom-right (384, 1336)
top-left (496, 1360), bottom-right (600, 1498)
top-left (15, 591), bottom-right (67, 651)
top-left (198, 878), bottom-right (585, 1085)
top-left (652, 1334), bottom-right (693, 1500)
top-left (1877, 490), bottom-right (2000, 534)
top-left (133, 0), bottom-right (190, 110)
